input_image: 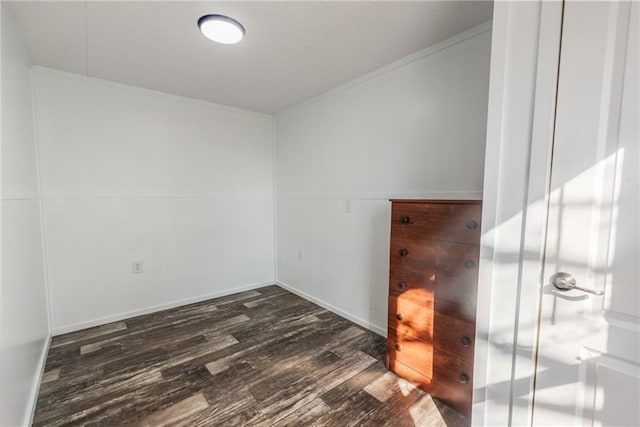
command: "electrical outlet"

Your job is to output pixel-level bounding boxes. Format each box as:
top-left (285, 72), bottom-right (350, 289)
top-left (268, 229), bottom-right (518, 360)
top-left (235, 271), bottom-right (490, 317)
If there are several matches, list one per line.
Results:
top-left (298, 250), bottom-right (304, 261)
top-left (345, 199), bottom-right (352, 213)
top-left (132, 261), bottom-right (143, 274)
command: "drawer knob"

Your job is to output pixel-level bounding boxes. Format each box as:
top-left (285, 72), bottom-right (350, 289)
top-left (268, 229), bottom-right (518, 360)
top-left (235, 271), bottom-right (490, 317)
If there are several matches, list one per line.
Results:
top-left (459, 373), bottom-right (469, 384)
top-left (395, 344), bottom-right (403, 352)
top-left (399, 248), bottom-right (409, 257)
top-left (401, 216), bottom-right (411, 224)
top-left (465, 260), bottom-right (476, 269)
top-left (461, 336), bottom-right (471, 347)
top-left (466, 220), bottom-right (478, 230)
top-left (398, 281), bottom-right (406, 290)
top-left (396, 313), bottom-right (404, 321)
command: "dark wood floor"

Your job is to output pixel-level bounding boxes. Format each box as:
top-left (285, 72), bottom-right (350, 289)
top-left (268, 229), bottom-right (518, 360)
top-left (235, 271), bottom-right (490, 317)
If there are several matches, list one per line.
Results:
top-left (34, 285), bottom-right (468, 426)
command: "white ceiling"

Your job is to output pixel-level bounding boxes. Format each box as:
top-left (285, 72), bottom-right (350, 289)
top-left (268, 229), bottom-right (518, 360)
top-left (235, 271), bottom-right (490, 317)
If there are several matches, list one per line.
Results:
top-left (6, 1), bottom-right (493, 114)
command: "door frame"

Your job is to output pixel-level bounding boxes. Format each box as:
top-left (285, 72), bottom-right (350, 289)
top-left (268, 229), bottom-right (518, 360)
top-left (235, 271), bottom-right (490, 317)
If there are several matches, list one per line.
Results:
top-left (473, 1), bottom-right (565, 425)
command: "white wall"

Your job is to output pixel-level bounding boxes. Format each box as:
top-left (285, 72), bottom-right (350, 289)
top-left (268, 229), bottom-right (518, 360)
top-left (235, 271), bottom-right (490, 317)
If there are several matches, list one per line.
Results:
top-left (1, 6), bottom-right (50, 426)
top-left (275, 24), bottom-right (492, 335)
top-left (33, 69), bottom-right (274, 333)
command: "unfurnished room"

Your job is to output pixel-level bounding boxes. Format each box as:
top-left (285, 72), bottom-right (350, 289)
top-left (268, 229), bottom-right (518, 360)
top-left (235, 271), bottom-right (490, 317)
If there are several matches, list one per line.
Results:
top-left (1, 1), bottom-right (638, 426)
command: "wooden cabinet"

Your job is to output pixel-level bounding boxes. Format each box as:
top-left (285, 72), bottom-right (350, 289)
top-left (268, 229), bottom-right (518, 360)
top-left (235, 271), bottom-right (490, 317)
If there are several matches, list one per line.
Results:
top-left (387, 199), bottom-right (481, 417)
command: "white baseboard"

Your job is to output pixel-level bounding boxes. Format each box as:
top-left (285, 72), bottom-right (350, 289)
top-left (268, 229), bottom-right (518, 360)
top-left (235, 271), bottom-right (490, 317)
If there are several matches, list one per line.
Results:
top-left (276, 280), bottom-right (386, 337)
top-left (52, 280), bottom-right (274, 335)
top-left (26, 333), bottom-right (52, 426)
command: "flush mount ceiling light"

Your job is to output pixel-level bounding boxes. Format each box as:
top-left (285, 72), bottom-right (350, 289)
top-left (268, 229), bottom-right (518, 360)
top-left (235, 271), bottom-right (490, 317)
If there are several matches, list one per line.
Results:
top-left (198, 14), bottom-right (245, 44)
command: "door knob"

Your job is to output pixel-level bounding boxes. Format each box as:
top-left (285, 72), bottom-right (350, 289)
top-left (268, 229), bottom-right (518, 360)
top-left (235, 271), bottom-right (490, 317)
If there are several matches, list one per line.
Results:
top-left (550, 272), bottom-right (604, 296)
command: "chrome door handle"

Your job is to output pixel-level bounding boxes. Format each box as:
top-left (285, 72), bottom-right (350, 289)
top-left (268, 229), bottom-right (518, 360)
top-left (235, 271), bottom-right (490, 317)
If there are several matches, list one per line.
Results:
top-left (550, 272), bottom-right (604, 296)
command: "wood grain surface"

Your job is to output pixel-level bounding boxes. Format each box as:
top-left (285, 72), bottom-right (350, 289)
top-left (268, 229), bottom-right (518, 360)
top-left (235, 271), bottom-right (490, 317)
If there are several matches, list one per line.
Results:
top-left (34, 285), bottom-right (468, 426)
top-left (387, 200), bottom-right (481, 417)
top-left (390, 202), bottom-right (481, 246)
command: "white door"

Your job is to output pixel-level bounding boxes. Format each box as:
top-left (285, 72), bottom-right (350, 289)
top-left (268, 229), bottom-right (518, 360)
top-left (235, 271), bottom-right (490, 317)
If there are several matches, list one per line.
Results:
top-left (533, 1), bottom-right (639, 426)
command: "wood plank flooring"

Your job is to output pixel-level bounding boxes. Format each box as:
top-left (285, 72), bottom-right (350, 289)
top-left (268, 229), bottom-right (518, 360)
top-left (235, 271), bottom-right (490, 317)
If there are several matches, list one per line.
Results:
top-left (34, 285), bottom-right (469, 426)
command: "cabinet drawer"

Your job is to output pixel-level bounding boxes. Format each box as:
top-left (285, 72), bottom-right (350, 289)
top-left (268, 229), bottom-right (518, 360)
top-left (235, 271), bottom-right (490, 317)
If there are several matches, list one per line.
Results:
top-left (388, 271), bottom-right (476, 321)
top-left (387, 292), bottom-right (435, 340)
top-left (386, 358), bottom-right (472, 417)
top-left (432, 347), bottom-right (474, 391)
top-left (433, 309), bottom-right (476, 359)
top-left (387, 328), bottom-right (434, 378)
top-left (390, 238), bottom-right (479, 282)
top-left (391, 202), bottom-right (481, 246)
top-left (388, 295), bottom-right (475, 360)
top-left (387, 328), bottom-right (473, 393)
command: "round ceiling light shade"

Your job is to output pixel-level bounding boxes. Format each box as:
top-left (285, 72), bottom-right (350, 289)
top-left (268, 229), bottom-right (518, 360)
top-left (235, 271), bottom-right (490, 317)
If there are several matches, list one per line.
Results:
top-left (198, 14), bottom-right (245, 44)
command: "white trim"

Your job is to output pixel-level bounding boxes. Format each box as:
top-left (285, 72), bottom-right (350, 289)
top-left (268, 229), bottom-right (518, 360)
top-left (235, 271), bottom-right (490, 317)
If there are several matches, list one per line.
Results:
top-left (473, 1), bottom-right (563, 426)
top-left (272, 116), bottom-right (279, 283)
top-left (276, 20), bottom-right (492, 118)
top-left (51, 281), bottom-right (274, 335)
top-left (40, 193), bottom-right (273, 201)
top-left (472, 3), bottom-right (510, 419)
top-left (26, 334), bottom-right (52, 427)
top-left (276, 280), bottom-right (387, 337)
top-left (511, 2), bottom-right (564, 425)
top-left (0, 6), bottom-right (3, 419)
top-left (0, 196), bottom-right (40, 201)
top-left (31, 66), bottom-right (271, 118)
top-left (276, 191), bottom-right (483, 201)
top-left (31, 67), bottom-right (54, 339)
